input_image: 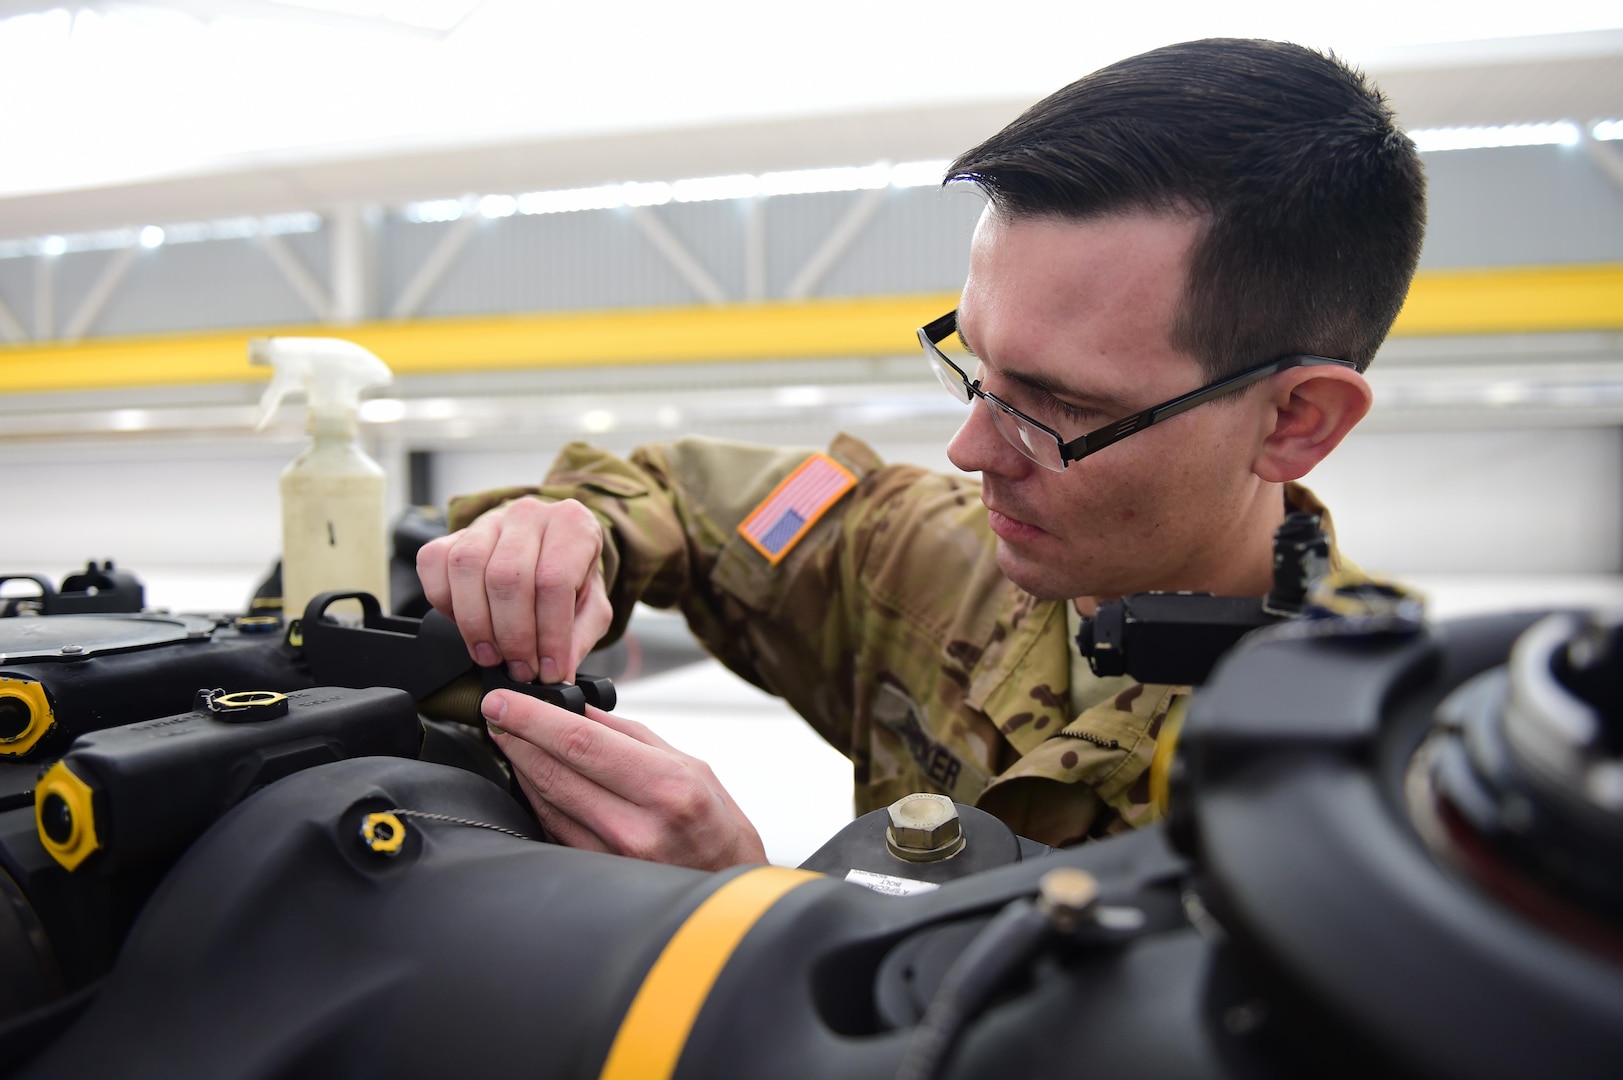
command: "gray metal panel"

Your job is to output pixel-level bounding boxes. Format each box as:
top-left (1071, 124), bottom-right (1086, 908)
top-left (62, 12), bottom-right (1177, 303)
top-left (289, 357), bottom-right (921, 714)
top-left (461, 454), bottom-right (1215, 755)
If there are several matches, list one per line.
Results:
top-left (1419, 144), bottom-right (1623, 268)
top-left (87, 239), bottom-right (321, 337)
top-left (763, 190), bottom-right (868, 297)
top-left (650, 199), bottom-right (748, 300)
top-left (47, 248), bottom-right (117, 337)
top-left (4, 143), bottom-right (1619, 340)
top-left (817, 186), bottom-right (982, 298)
top-left (378, 216), bottom-right (450, 309)
top-left (282, 227), bottom-right (333, 287)
top-left (0, 257), bottom-right (34, 336)
top-left (404, 210), bottom-right (700, 316)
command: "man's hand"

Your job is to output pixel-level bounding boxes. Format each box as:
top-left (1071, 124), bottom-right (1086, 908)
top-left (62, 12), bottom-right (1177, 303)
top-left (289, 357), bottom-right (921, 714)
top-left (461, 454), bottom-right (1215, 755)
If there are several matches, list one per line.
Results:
top-left (482, 690), bottom-right (768, 870)
top-left (416, 497), bottom-right (613, 685)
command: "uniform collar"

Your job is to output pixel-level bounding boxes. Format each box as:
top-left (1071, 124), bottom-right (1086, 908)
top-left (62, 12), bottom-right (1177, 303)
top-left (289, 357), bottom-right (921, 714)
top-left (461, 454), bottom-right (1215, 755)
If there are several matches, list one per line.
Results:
top-left (958, 590), bottom-right (1072, 756)
top-left (956, 480), bottom-right (1344, 757)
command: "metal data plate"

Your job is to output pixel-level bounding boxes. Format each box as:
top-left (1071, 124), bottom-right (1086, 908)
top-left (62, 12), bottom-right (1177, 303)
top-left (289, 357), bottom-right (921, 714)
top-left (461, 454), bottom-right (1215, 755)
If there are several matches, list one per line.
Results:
top-left (0, 613), bottom-right (215, 663)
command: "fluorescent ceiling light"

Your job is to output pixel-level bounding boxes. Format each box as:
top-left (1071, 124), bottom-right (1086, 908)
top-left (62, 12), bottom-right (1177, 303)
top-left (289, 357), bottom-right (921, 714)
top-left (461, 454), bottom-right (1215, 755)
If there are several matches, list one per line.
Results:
top-left (672, 175), bottom-right (760, 203)
top-left (622, 181), bottom-right (673, 208)
top-left (0, 212), bottom-right (320, 260)
top-left (403, 198), bottom-right (467, 223)
top-left (516, 185), bottom-right (627, 216)
top-left (1594, 119), bottom-right (1623, 140)
top-left (1409, 121), bottom-right (1582, 151)
top-left (478, 193), bottom-right (517, 219)
top-left (890, 160), bottom-right (951, 188)
top-left (424, 159), bottom-right (952, 223)
top-left (358, 398), bottom-right (408, 423)
top-left (580, 409), bottom-right (616, 433)
top-left (260, 0), bottom-right (484, 32)
top-left (757, 164), bottom-right (890, 197)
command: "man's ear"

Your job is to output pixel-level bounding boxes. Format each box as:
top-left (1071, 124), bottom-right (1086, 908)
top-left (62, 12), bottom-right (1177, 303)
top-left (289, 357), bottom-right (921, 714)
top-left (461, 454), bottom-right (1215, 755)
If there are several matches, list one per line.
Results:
top-left (1251, 366), bottom-right (1372, 484)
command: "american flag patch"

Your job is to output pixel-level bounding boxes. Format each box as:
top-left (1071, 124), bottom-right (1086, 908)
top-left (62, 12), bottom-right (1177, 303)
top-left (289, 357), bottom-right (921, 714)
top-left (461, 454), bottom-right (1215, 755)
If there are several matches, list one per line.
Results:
top-left (737, 453), bottom-right (857, 565)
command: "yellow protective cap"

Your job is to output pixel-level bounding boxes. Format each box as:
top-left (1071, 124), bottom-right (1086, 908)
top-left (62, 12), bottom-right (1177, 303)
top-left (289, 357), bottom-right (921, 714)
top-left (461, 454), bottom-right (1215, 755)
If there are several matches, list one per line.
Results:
top-left (360, 812), bottom-right (406, 855)
top-left (36, 760), bottom-right (101, 871)
top-left (0, 678), bottom-right (55, 757)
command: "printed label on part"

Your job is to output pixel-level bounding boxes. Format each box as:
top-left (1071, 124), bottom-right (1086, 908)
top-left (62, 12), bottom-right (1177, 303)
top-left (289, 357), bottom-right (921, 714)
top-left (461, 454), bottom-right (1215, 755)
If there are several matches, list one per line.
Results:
top-left (844, 869), bottom-right (940, 896)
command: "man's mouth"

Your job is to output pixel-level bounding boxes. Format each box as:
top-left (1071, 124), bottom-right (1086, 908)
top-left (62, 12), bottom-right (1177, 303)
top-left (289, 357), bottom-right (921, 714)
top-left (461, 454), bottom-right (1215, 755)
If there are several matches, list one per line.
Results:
top-left (984, 500), bottom-right (1047, 542)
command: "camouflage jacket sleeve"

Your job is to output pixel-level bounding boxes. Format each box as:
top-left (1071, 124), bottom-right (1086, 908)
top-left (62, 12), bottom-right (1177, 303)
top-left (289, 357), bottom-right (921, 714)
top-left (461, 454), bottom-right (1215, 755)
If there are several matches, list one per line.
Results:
top-left (448, 434), bottom-right (898, 757)
top-left (446, 441), bottom-right (1362, 850)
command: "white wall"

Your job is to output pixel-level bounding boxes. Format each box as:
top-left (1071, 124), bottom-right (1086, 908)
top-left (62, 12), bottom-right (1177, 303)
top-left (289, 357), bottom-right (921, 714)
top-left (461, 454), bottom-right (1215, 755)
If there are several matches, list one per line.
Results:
top-left (3, 424), bottom-right (1619, 613)
top-left (1302, 426), bottom-right (1621, 575)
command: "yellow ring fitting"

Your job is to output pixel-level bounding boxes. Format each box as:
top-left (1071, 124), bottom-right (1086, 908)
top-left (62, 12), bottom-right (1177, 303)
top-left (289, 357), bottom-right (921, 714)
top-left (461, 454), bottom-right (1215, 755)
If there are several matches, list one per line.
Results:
top-left (0, 677), bottom-right (55, 757)
top-left (233, 615), bottom-right (282, 634)
top-left (213, 691), bottom-right (288, 709)
top-left (36, 761), bottom-right (101, 871)
top-left (1149, 696), bottom-right (1191, 817)
top-left (1307, 570), bottom-right (1426, 621)
top-left (360, 812), bottom-right (407, 856)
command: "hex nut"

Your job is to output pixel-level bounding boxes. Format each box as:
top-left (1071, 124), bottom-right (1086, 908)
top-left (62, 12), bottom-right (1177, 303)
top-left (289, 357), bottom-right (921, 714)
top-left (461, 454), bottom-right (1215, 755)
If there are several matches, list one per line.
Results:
top-left (1036, 867), bottom-right (1100, 932)
top-left (885, 792), bottom-right (965, 863)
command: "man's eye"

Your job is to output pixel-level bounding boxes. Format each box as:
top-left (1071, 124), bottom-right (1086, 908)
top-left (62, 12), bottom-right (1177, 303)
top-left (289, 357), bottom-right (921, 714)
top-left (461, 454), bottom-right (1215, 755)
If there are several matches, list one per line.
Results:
top-left (1049, 398), bottom-right (1100, 423)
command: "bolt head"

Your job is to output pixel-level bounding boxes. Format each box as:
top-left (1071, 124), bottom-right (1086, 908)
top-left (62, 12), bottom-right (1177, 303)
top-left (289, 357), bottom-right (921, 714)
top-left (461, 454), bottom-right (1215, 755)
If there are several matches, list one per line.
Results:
top-left (886, 792), bottom-right (961, 853)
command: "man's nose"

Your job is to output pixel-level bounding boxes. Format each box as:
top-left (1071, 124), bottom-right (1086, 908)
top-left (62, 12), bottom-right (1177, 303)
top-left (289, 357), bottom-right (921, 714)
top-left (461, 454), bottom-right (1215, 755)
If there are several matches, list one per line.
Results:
top-left (947, 396), bottom-right (1032, 479)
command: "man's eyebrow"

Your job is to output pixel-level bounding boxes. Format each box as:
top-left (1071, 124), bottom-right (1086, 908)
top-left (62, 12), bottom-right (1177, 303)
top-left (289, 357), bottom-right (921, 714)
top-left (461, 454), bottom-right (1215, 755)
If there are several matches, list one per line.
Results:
top-left (1000, 368), bottom-right (1136, 413)
top-left (956, 325), bottom-right (1139, 413)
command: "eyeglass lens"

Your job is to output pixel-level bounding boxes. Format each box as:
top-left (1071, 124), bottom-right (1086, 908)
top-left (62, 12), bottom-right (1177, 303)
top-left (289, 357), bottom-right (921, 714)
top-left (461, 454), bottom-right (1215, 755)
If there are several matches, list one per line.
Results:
top-left (987, 404), bottom-right (1065, 471)
top-left (926, 347), bottom-right (972, 404)
top-left (924, 337), bottom-right (1069, 471)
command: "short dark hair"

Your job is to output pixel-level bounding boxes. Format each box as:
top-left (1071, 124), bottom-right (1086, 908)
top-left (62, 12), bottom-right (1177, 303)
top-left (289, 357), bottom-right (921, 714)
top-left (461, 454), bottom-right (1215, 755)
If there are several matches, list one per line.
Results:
top-left (948, 38), bottom-right (1426, 377)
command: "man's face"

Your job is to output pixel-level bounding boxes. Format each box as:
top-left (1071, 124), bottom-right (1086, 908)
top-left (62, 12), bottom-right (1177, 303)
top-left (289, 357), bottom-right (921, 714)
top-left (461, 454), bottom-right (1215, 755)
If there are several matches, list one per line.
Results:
top-left (948, 209), bottom-right (1274, 602)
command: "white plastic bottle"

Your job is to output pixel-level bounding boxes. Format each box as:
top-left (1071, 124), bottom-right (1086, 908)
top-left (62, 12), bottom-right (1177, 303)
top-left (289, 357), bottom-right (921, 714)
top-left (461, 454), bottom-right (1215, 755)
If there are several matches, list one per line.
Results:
top-left (250, 338), bottom-right (393, 624)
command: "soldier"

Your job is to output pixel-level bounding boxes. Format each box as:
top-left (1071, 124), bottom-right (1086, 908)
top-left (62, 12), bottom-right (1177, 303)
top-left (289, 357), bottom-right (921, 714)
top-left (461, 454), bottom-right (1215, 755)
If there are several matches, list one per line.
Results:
top-left (417, 38), bottom-right (1427, 869)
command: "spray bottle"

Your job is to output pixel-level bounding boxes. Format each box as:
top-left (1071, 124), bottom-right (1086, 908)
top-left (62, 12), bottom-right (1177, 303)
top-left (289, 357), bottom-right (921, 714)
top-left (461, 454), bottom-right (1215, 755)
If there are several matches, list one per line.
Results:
top-left (251, 338), bottom-right (393, 623)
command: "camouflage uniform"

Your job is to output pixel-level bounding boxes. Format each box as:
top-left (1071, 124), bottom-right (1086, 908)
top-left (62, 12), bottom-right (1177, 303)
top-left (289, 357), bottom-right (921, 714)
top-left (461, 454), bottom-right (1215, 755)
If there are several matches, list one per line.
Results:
top-left (449, 433), bottom-right (1351, 847)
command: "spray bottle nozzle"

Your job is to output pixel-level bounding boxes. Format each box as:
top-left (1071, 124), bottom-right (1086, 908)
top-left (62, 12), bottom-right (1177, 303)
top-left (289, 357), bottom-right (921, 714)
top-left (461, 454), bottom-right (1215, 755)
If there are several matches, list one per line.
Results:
top-left (250, 337), bottom-right (394, 432)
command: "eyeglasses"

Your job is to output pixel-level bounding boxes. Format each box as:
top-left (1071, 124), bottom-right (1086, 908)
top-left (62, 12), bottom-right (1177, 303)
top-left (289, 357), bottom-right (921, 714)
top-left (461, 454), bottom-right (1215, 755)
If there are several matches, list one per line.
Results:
top-left (918, 310), bottom-right (1357, 472)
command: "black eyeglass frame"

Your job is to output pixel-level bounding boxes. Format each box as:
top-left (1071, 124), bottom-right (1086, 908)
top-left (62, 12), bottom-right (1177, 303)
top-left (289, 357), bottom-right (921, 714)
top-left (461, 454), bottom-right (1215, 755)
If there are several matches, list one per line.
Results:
top-left (918, 310), bottom-right (1358, 470)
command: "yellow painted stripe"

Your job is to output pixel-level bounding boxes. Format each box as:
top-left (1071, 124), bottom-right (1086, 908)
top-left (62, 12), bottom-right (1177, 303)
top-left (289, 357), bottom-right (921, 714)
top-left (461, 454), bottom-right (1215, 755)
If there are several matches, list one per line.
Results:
top-left (598, 866), bottom-right (820, 1080)
top-left (1, 264), bottom-right (1620, 395)
top-left (1391, 264), bottom-right (1623, 336)
top-left (0, 294), bottom-right (957, 395)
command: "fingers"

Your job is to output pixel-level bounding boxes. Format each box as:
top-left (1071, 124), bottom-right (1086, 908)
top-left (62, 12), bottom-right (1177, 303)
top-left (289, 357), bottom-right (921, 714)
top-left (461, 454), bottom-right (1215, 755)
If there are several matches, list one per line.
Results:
top-left (532, 500), bottom-right (604, 685)
top-left (483, 511), bottom-right (549, 681)
top-left (580, 703), bottom-right (675, 754)
top-left (566, 564), bottom-right (614, 684)
top-left (510, 760), bottom-right (613, 854)
top-left (426, 505), bottom-right (515, 669)
top-left (487, 692), bottom-right (665, 797)
top-left (483, 691), bottom-right (766, 870)
top-left (415, 535), bottom-right (454, 621)
top-left (414, 497), bottom-right (608, 680)
top-left (490, 713), bottom-right (663, 861)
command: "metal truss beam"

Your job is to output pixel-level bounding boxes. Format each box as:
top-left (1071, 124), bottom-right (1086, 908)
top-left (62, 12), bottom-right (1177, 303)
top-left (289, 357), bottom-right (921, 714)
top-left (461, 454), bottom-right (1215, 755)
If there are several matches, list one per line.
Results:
top-left (391, 215), bottom-right (478, 320)
top-left (330, 203), bottom-right (378, 324)
top-left (61, 245), bottom-right (138, 343)
top-left (0, 291), bottom-right (24, 342)
top-left (630, 207), bottom-right (727, 305)
top-left (743, 198), bottom-right (766, 302)
top-left (784, 188), bottom-right (887, 301)
top-left (261, 233), bottom-right (334, 322)
top-left (1583, 135), bottom-right (1623, 195)
top-left (34, 256), bottom-right (51, 341)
